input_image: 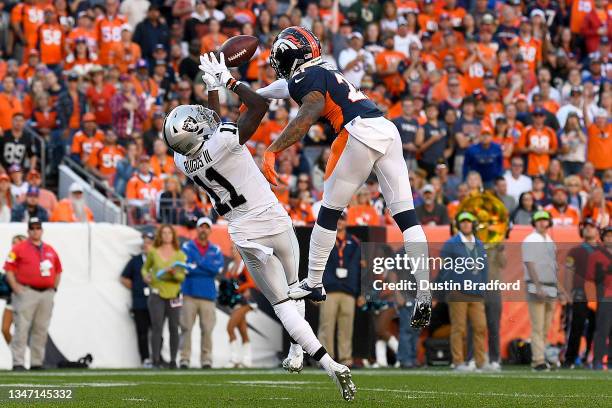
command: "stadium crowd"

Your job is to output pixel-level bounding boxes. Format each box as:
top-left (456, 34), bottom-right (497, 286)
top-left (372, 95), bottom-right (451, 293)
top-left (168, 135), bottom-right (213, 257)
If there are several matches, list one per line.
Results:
top-left (0, 0), bottom-right (608, 228)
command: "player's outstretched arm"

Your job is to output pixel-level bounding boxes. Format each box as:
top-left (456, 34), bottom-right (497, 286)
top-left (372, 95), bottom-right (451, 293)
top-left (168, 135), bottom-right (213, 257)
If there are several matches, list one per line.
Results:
top-left (261, 91), bottom-right (324, 185)
top-left (267, 91), bottom-right (325, 153)
top-left (233, 83), bottom-right (269, 145)
top-left (207, 90), bottom-right (221, 118)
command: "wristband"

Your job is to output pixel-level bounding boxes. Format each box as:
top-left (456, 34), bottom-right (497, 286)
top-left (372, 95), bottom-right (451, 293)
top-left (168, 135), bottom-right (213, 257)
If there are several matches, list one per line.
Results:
top-left (226, 78), bottom-right (242, 92)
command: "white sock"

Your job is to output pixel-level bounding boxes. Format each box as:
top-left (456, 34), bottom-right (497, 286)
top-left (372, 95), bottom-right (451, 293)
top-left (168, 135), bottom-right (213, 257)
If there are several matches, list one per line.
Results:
top-left (319, 353), bottom-right (334, 374)
top-left (403, 225), bottom-right (430, 293)
top-left (242, 342), bottom-right (252, 367)
top-left (291, 300), bottom-right (305, 357)
top-left (375, 340), bottom-right (388, 367)
top-left (289, 342), bottom-right (302, 358)
top-left (387, 336), bottom-right (399, 354)
top-left (273, 301), bottom-right (323, 357)
top-left (307, 223), bottom-right (337, 287)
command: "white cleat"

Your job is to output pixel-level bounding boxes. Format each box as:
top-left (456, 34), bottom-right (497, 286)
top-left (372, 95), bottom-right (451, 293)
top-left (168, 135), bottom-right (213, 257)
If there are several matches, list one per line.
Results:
top-left (282, 353), bottom-right (304, 373)
top-left (328, 362), bottom-right (356, 402)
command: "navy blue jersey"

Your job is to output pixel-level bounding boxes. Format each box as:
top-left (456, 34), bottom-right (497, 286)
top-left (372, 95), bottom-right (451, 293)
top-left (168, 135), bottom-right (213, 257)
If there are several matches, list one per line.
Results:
top-left (288, 63), bottom-right (382, 134)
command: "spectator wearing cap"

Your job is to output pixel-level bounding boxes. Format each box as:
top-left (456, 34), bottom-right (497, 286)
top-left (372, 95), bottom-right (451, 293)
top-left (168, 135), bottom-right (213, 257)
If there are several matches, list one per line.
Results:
top-left (584, 107), bottom-right (612, 176)
top-left (544, 186), bottom-right (581, 226)
top-left (25, 170), bottom-right (57, 214)
top-left (0, 173), bottom-right (14, 222)
top-left (3, 218), bottom-right (62, 370)
top-left (179, 217), bottom-right (224, 369)
top-left (462, 127), bottom-right (503, 188)
top-left (143, 109), bottom-right (165, 155)
top-left (120, 231), bottom-right (155, 368)
top-left (581, 0), bottom-right (612, 54)
top-left (70, 113), bottom-right (105, 164)
top-left (133, 4), bottom-right (169, 63)
top-left (58, 71), bottom-right (88, 138)
top-left (522, 210), bottom-right (567, 371)
top-left (375, 33), bottom-right (407, 98)
top-left (110, 25), bottom-right (142, 74)
top-left (110, 73), bottom-right (146, 141)
top-left (8, 164), bottom-right (28, 202)
top-left (65, 36), bottom-right (98, 77)
top-left (0, 113), bottom-right (37, 172)
top-left (86, 65), bottom-right (117, 129)
top-left (0, 76), bottom-right (23, 132)
top-left (338, 32), bottom-right (375, 89)
top-left (440, 211), bottom-right (489, 372)
top-left (132, 59), bottom-right (159, 107)
top-left (517, 106), bottom-right (558, 176)
top-left (562, 218), bottom-right (599, 368)
top-left (586, 226), bottom-right (612, 370)
top-left (87, 129), bottom-right (126, 185)
top-left (50, 182), bottom-right (94, 222)
top-left (318, 211), bottom-right (361, 367)
top-left (416, 184), bottom-right (450, 226)
top-left (10, 186), bottom-right (48, 222)
top-left (556, 87), bottom-right (584, 128)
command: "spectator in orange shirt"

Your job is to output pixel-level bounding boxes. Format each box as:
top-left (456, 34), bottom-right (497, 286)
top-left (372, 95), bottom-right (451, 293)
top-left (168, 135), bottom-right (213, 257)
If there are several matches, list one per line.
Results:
top-left (126, 155), bottom-right (163, 223)
top-left (50, 182), bottom-right (94, 222)
top-left (347, 187), bottom-right (380, 226)
top-left (150, 139), bottom-right (175, 180)
top-left (517, 18), bottom-right (542, 73)
top-left (70, 112), bottom-right (104, 164)
top-left (375, 33), bottom-right (407, 98)
top-left (582, 186), bottom-right (611, 226)
top-left (201, 19), bottom-right (228, 53)
top-left (110, 25), bottom-right (141, 74)
top-left (580, 162), bottom-right (603, 193)
top-left (287, 190), bottom-right (316, 226)
top-left (37, 7), bottom-right (65, 70)
top-left (517, 107), bottom-right (558, 176)
top-left (447, 182), bottom-right (469, 220)
top-left (96, 0), bottom-right (128, 65)
top-left (11, 0), bottom-right (44, 57)
top-left (0, 76), bottom-right (23, 132)
top-left (585, 108), bottom-right (612, 175)
top-left (88, 129), bottom-right (126, 185)
top-left (544, 186), bottom-right (581, 226)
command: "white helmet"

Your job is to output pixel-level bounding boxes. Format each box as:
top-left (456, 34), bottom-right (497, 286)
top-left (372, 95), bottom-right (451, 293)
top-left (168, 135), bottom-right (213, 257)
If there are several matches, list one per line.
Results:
top-left (162, 105), bottom-right (220, 157)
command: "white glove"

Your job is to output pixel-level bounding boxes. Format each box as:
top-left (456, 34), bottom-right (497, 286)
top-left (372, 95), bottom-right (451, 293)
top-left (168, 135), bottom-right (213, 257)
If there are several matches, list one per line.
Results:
top-left (201, 72), bottom-right (221, 92)
top-left (199, 52), bottom-right (233, 88)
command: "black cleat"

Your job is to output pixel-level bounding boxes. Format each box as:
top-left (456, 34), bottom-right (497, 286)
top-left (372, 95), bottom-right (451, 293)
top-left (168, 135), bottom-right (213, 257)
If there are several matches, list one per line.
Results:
top-left (288, 280), bottom-right (327, 302)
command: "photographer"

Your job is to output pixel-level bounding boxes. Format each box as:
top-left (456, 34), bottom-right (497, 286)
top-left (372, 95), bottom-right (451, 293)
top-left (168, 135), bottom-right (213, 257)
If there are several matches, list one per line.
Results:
top-left (120, 232), bottom-right (155, 368)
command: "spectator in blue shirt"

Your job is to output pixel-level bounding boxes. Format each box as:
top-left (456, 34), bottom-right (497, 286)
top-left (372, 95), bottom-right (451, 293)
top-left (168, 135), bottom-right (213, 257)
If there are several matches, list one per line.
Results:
top-left (10, 186), bottom-right (48, 223)
top-left (120, 232), bottom-right (154, 368)
top-left (319, 212), bottom-right (361, 366)
top-left (462, 127), bottom-right (503, 188)
top-left (179, 217), bottom-right (224, 369)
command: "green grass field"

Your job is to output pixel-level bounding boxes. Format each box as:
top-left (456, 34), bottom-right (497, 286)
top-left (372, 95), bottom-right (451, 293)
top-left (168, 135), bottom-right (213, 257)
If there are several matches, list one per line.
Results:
top-left (0, 367), bottom-right (610, 407)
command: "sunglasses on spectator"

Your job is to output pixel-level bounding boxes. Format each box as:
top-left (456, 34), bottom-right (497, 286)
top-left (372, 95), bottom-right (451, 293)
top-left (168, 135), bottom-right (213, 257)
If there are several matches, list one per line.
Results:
top-left (29, 226), bottom-right (42, 231)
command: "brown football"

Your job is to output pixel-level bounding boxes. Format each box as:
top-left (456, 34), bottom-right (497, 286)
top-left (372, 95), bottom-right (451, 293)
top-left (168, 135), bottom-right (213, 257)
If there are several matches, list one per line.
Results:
top-left (218, 35), bottom-right (259, 67)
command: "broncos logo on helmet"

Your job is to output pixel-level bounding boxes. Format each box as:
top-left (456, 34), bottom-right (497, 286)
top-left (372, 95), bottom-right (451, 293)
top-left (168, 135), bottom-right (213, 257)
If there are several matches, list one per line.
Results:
top-left (270, 26), bottom-right (322, 79)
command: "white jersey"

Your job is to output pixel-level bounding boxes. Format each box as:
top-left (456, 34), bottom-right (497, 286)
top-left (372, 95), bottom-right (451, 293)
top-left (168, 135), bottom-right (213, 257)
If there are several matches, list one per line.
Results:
top-left (174, 122), bottom-right (292, 241)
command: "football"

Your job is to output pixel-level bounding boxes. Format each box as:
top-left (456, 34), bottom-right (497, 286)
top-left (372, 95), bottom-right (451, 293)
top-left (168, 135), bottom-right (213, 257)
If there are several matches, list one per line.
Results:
top-left (218, 35), bottom-right (259, 67)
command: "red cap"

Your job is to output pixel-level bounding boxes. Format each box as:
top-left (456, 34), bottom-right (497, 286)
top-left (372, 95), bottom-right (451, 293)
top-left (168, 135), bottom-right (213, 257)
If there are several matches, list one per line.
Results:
top-left (83, 112), bottom-right (96, 122)
top-left (26, 169), bottom-right (41, 181)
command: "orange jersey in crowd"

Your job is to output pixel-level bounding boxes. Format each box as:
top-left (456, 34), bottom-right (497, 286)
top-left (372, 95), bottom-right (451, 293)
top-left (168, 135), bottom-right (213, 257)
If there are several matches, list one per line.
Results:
top-left (50, 198), bottom-right (94, 222)
top-left (201, 33), bottom-right (229, 53)
top-left (11, 2), bottom-right (44, 52)
top-left (71, 130), bottom-right (105, 162)
top-left (517, 36), bottom-right (542, 72)
top-left (517, 125), bottom-right (558, 175)
top-left (582, 201), bottom-right (612, 226)
top-left (150, 155), bottom-right (175, 178)
top-left (571, 0), bottom-right (594, 33)
top-left (418, 14), bottom-right (438, 33)
top-left (251, 119), bottom-right (285, 147)
top-left (96, 14), bottom-right (127, 65)
top-left (68, 27), bottom-right (98, 52)
top-left (0, 93), bottom-right (23, 131)
top-left (544, 204), bottom-right (581, 226)
top-left (587, 123), bottom-right (612, 170)
top-left (37, 23), bottom-right (65, 65)
top-left (126, 173), bottom-right (163, 201)
top-left (347, 204), bottom-right (380, 226)
top-left (88, 144), bottom-right (126, 176)
top-left (287, 202), bottom-right (315, 225)
top-left (110, 42), bottom-right (141, 73)
top-left (375, 50), bottom-right (407, 96)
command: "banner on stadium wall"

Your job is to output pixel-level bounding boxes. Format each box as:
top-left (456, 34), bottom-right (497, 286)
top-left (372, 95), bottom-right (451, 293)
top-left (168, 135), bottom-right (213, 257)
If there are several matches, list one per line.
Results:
top-left (0, 223), bottom-right (282, 369)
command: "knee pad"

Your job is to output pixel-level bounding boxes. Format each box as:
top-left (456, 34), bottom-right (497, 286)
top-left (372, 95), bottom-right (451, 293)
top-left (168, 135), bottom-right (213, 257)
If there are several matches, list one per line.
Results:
top-left (316, 206), bottom-right (343, 231)
top-left (393, 209), bottom-right (419, 233)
